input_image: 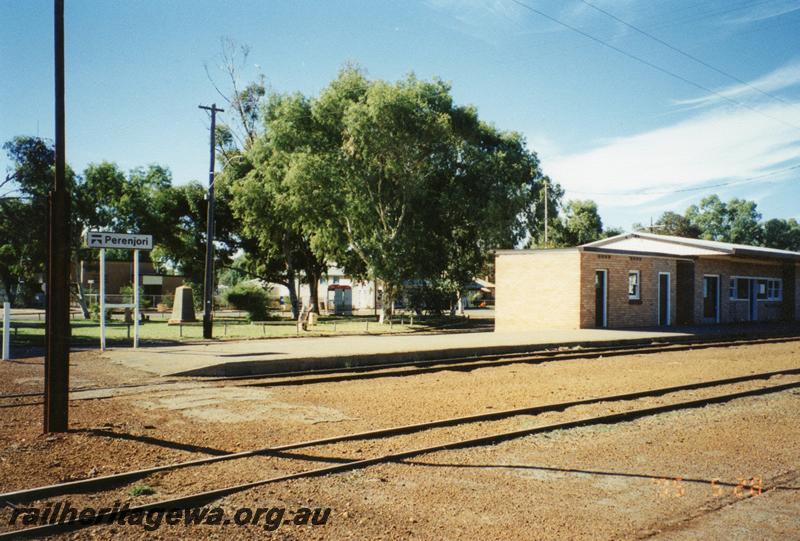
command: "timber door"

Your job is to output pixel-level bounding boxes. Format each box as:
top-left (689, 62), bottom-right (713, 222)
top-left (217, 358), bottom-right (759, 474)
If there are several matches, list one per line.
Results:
top-left (595, 270), bottom-right (607, 328)
top-left (658, 273), bottom-right (670, 326)
top-left (703, 275), bottom-right (719, 323)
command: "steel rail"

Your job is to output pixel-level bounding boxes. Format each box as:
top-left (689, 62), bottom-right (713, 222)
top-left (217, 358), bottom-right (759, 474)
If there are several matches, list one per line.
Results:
top-left (2, 367), bottom-right (799, 506)
top-left (1, 334), bottom-right (799, 403)
top-left (2, 378), bottom-right (798, 539)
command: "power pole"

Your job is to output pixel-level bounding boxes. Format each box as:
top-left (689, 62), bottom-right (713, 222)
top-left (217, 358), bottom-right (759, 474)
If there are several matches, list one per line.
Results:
top-left (543, 179), bottom-right (549, 247)
top-left (44, 0), bottom-right (70, 433)
top-left (198, 103), bottom-right (224, 339)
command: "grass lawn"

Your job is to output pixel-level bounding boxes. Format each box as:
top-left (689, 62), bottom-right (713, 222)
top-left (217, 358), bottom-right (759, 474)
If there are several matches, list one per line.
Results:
top-left (6, 314), bottom-right (475, 348)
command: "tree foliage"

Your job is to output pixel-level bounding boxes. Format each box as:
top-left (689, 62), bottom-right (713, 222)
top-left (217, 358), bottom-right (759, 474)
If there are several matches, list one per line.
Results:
top-left (0, 137), bottom-right (59, 304)
top-left (642, 194), bottom-right (799, 251)
top-left (549, 200), bottom-right (605, 246)
top-left (684, 195), bottom-right (762, 244)
top-left (235, 68), bottom-right (546, 318)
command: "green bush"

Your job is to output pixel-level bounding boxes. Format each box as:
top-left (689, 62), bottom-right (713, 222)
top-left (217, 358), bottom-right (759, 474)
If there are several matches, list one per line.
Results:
top-left (467, 290), bottom-right (483, 306)
top-left (119, 284), bottom-right (151, 309)
top-left (129, 485), bottom-right (155, 496)
top-left (406, 284), bottom-right (452, 315)
top-left (88, 303), bottom-right (112, 322)
top-left (223, 283), bottom-right (270, 321)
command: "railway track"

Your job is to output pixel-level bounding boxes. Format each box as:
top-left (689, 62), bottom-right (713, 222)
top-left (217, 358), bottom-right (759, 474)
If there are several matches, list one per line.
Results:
top-left (1, 367), bottom-right (799, 539)
top-left (1, 334), bottom-right (799, 407)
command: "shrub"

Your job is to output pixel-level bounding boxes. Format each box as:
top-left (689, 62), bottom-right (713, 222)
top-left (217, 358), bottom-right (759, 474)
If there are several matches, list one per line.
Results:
top-left (467, 290), bottom-right (483, 306)
top-left (119, 284), bottom-right (151, 309)
top-left (88, 303), bottom-right (112, 322)
top-left (406, 284), bottom-right (452, 315)
top-left (223, 283), bottom-right (269, 321)
top-left (129, 485), bottom-right (155, 496)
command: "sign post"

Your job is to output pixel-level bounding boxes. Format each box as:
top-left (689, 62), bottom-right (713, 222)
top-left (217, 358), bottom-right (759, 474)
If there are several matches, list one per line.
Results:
top-left (2, 302), bottom-right (9, 361)
top-left (99, 248), bottom-right (106, 351)
top-left (84, 232), bottom-right (153, 351)
top-left (133, 249), bottom-right (140, 348)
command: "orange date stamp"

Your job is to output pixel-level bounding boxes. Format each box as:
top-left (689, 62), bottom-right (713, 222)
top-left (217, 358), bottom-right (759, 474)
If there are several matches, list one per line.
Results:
top-left (651, 476), bottom-right (763, 499)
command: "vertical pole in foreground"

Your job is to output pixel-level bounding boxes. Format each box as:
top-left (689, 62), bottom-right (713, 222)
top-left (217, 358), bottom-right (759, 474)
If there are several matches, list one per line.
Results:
top-left (44, 0), bottom-right (70, 433)
top-left (2, 302), bottom-right (10, 361)
top-left (133, 249), bottom-right (140, 348)
top-left (99, 248), bottom-right (106, 351)
top-left (198, 103), bottom-right (224, 339)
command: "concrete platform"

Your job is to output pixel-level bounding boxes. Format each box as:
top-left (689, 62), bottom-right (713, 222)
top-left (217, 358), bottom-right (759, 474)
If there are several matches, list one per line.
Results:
top-left (104, 323), bottom-right (800, 378)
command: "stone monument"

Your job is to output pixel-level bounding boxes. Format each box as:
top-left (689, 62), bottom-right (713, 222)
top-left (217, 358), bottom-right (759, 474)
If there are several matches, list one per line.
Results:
top-left (168, 285), bottom-right (197, 324)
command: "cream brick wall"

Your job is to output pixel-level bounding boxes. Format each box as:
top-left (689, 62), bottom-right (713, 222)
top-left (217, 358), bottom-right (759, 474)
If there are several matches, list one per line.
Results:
top-left (579, 253), bottom-right (677, 328)
top-left (495, 250), bottom-right (581, 331)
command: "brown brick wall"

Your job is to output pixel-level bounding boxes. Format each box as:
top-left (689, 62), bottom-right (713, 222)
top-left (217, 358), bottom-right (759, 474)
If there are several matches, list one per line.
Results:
top-left (76, 260), bottom-right (186, 297)
top-left (693, 258), bottom-right (786, 324)
top-left (579, 253), bottom-right (677, 328)
top-left (495, 250), bottom-right (581, 331)
top-left (795, 265), bottom-right (800, 320)
top-left (495, 250), bottom-right (799, 331)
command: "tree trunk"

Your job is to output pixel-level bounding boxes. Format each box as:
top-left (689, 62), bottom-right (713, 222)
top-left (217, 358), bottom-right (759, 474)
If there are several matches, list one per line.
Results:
top-left (286, 270), bottom-right (299, 320)
top-left (379, 281), bottom-right (395, 324)
top-left (1, 270), bottom-right (15, 307)
top-left (73, 260), bottom-right (90, 318)
top-left (307, 272), bottom-right (320, 314)
top-left (73, 283), bottom-right (90, 319)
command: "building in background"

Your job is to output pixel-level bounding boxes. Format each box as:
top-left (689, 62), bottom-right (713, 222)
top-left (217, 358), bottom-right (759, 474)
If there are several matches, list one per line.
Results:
top-left (495, 232), bottom-right (800, 331)
top-left (266, 266), bottom-right (377, 313)
top-left (75, 259), bottom-right (186, 309)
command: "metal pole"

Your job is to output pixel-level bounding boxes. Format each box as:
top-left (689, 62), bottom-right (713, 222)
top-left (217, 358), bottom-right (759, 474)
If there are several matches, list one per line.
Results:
top-left (198, 103), bottom-right (224, 340)
top-left (133, 249), bottom-right (139, 348)
top-left (44, 0), bottom-right (70, 433)
top-left (2, 302), bottom-right (10, 361)
top-left (543, 179), bottom-right (549, 246)
top-left (100, 248), bottom-right (106, 351)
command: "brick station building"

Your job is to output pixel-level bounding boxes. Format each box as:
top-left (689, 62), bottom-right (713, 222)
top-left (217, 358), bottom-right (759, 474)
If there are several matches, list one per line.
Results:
top-left (495, 232), bottom-right (800, 331)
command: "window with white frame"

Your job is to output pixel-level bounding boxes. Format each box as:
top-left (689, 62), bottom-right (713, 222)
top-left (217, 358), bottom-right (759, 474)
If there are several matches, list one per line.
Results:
top-left (628, 270), bottom-right (640, 300)
top-left (768, 279), bottom-right (782, 300)
top-left (728, 277), bottom-right (782, 301)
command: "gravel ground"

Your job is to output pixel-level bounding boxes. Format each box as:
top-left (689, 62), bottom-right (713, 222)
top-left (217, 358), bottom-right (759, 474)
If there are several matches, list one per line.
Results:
top-left (0, 341), bottom-right (798, 539)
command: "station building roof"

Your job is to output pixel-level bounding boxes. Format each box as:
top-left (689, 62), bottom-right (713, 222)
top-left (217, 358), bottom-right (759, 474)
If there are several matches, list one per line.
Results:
top-left (581, 232), bottom-right (800, 261)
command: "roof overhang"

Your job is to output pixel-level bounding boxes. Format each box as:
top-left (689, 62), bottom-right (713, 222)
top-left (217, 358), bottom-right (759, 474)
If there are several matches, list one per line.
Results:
top-left (582, 232), bottom-right (800, 262)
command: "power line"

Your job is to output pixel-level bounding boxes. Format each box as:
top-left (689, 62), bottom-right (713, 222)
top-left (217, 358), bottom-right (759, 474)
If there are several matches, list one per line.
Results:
top-left (507, 0), bottom-right (800, 133)
top-left (579, 0), bottom-right (796, 109)
top-left (566, 163), bottom-right (800, 197)
top-left (643, 0), bottom-right (780, 32)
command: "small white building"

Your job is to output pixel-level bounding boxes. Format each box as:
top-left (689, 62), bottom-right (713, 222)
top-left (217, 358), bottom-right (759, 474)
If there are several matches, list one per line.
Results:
top-left (267, 266), bottom-right (377, 312)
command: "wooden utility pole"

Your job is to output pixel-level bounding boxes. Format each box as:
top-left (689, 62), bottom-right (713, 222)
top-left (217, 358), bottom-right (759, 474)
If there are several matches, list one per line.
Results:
top-left (198, 104), bottom-right (224, 339)
top-left (44, 0), bottom-right (71, 433)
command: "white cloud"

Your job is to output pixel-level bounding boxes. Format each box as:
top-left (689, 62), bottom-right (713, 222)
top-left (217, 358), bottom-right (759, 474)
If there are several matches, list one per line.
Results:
top-left (425, 0), bottom-right (527, 44)
top-left (723, 0), bottom-right (800, 25)
top-left (544, 99), bottom-right (800, 210)
top-left (674, 61), bottom-right (800, 108)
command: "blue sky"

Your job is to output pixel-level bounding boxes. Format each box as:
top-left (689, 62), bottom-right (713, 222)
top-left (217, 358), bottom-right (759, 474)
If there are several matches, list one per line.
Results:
top-left (2, 0), bottom-right (799, 229)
